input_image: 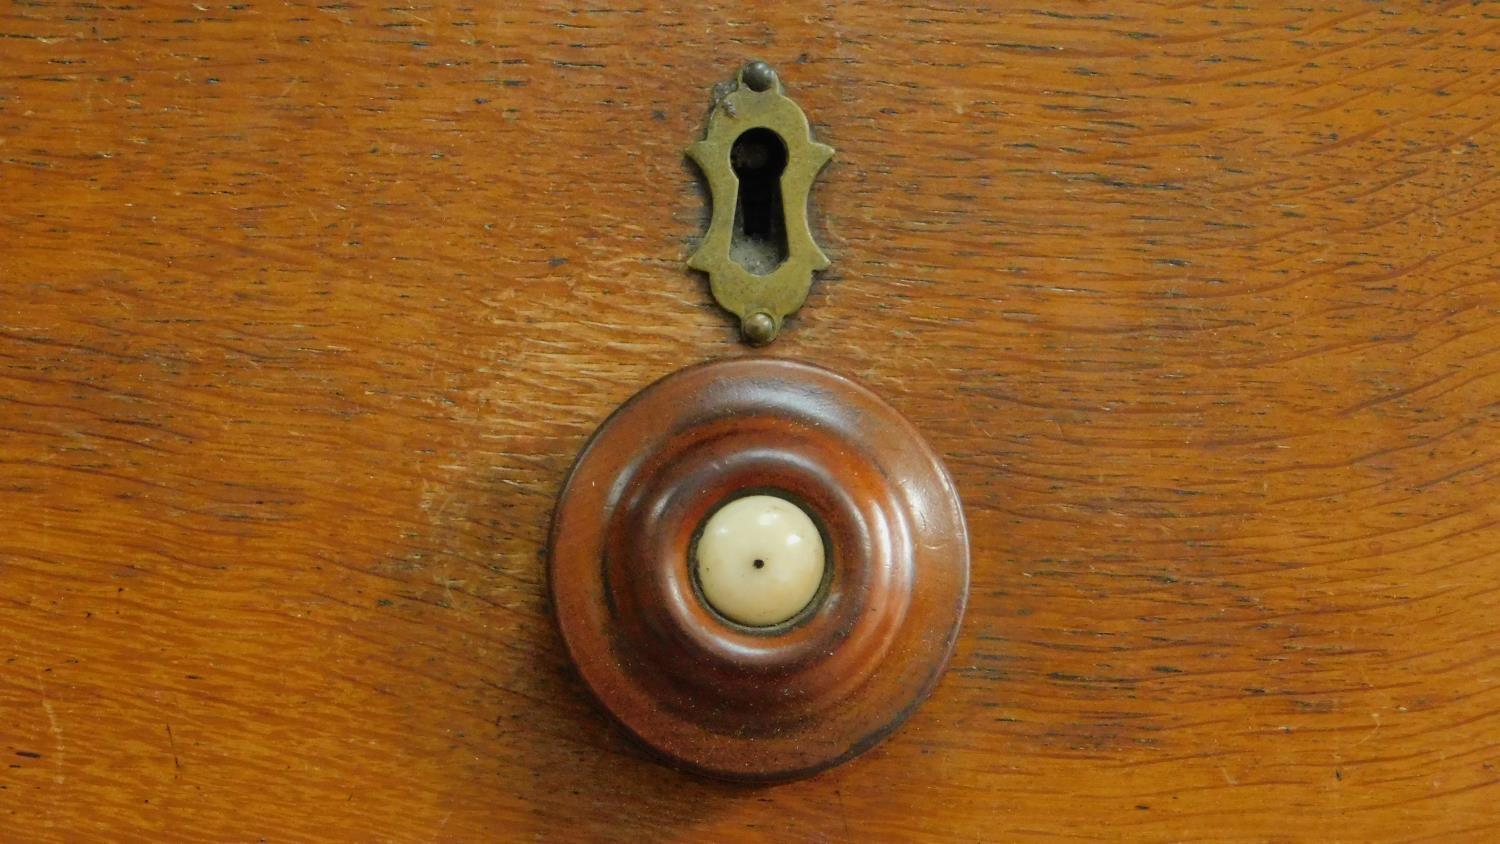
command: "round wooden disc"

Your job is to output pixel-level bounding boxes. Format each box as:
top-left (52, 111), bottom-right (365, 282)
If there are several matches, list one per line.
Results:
top-left (549, 357), bottom-right (969, 782)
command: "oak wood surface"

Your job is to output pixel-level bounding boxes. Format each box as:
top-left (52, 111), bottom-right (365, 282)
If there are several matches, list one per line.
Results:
top-left (3, 1), bottom-right (1499, 840)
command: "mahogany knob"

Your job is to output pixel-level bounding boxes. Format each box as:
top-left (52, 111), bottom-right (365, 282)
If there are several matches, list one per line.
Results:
top-left (549, 357), bottom-right (969, 782)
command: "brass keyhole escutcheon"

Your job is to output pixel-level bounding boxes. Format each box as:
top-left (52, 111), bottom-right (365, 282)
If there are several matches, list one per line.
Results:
top-left (687, 61), bottom-right (834, 346)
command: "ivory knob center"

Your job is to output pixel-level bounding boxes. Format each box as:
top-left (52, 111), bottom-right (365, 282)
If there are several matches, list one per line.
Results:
top-left (694, 495), bottom-right (825, 627)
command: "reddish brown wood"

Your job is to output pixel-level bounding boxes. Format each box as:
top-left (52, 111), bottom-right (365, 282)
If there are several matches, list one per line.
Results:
top-left (5, 2), bottom-right (1500, 838)
top-left (549, 357), bottom-right (969, 781)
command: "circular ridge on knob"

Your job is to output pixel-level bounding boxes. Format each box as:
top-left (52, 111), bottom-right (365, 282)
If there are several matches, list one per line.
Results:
top-left (549, 357), bottom-right (969, 782)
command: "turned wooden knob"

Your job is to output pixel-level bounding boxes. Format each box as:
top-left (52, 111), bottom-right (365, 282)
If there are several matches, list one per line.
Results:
top-left (549, 357), bottom-right (969, 782)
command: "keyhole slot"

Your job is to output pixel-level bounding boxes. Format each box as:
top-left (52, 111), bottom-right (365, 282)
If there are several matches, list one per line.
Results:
top-left (729, 128), bottom-right (790, 276)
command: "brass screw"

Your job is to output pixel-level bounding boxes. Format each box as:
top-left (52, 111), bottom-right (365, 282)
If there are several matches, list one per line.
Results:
top-left (742, 60), bottom-right (777, 92)
top-left (743, 312), bottom-right (777, 345)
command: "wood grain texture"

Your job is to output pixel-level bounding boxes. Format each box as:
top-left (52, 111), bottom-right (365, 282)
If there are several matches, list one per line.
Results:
top-left (2, 1), bottom-right (1498, 840)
